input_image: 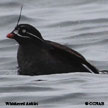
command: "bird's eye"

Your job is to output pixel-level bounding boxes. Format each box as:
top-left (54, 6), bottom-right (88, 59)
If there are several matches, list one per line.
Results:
top-left (22, 29), bottom-right (26, 33)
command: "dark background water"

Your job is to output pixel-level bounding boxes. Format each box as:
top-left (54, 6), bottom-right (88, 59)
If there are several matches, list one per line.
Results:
top-left (0, 0), bottom-right (108, 107)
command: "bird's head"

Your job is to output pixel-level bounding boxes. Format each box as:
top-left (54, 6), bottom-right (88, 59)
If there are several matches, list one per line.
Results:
top-left (7, 24), bottom-right (44, 45)
top-left (7, 6), bottom-right (44, 45)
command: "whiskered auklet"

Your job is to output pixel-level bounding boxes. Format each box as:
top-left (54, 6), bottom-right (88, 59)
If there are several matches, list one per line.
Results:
top-left (7, 24), bottom-right (99, 75)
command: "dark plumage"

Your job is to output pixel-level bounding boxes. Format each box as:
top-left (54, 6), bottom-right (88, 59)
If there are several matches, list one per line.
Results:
top-left (7, 24), bottom-right (99, 75)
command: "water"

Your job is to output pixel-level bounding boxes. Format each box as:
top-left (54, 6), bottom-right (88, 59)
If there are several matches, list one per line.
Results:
top-left (0, 0), bottom-right (108, 107)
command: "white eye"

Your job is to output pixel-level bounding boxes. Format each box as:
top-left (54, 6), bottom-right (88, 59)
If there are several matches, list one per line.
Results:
top-left (22, 29), bottom-right (26, 33)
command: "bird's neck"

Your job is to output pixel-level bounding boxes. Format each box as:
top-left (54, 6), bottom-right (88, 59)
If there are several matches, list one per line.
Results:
top-left (18, 44), bottom-right (44, 54)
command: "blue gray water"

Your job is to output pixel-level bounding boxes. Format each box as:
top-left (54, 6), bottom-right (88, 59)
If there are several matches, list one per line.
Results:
top-left (0, 0), bottom-right (108, 107)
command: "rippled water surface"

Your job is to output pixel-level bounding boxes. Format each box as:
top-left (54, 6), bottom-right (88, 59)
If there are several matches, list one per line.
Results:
top-left (0, 0), bottom-right (108, 107)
